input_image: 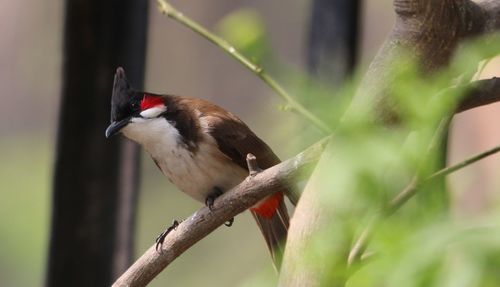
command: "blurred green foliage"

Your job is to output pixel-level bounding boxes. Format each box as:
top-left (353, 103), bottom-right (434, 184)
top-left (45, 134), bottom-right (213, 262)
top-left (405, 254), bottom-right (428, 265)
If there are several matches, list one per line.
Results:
top-left (282, 35), bottom-right (500, 286)
top-left (216, 9), bottom-right (271, 65)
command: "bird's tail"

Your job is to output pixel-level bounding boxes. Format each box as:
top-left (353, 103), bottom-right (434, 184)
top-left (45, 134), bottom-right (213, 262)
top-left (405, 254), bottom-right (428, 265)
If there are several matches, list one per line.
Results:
top-left (251, 192), bottom-right (289, 269)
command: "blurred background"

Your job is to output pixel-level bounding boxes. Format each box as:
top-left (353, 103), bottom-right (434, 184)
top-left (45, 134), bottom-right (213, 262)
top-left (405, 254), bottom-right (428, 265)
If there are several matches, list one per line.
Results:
top-left (1, 0), bottom-right (499, 286)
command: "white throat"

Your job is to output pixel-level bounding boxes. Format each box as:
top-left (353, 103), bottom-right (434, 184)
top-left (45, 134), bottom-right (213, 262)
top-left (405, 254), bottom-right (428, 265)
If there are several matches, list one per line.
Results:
top-left (122, 117), bottom-right (180, 149)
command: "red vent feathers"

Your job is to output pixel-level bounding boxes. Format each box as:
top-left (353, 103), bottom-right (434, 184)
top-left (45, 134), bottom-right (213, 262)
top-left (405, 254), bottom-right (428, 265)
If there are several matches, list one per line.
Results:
top-left (250, 192), bottom-right (283, 218)
top-left (140, 94), bottom-right (164, 110)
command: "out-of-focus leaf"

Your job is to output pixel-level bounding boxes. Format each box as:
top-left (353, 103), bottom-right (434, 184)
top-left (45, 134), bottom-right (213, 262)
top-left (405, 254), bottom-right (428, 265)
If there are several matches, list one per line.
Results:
top-left (215, 9), bottom-right (270, 63)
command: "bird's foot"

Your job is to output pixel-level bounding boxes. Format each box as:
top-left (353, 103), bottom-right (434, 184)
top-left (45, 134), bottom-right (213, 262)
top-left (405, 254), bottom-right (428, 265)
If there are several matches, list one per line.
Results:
top-left (155, 219), bottom-right (181, 252)
top-left (205, 188), bottom-right (234, 227)
top-left (205, 187), bottom-right (223, 211)
top-left (224, 217), bottom-right (234, 227)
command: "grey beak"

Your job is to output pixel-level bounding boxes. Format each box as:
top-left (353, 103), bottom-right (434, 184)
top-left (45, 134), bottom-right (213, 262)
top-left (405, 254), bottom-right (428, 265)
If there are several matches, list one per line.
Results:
top-left (105, 118), bottom-right (130, 138)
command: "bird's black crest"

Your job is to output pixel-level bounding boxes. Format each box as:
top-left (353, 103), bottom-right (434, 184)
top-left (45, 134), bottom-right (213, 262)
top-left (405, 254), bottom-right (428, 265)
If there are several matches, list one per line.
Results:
top-left (110, 67), bottom-right (142, 123)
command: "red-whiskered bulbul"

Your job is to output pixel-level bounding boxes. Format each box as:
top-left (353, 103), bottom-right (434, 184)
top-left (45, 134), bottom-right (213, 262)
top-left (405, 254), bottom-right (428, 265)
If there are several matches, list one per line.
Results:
top-left (105, 67), bottom-right (289, 266)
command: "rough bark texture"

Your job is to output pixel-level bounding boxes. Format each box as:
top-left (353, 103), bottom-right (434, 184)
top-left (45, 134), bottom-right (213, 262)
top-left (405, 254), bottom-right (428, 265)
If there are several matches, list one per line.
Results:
top-left (279, 0), bottom-right (500, 286)
top-left (47, 1), bottom-right (147, 286)
top-left (348, 0), bottom-right (495, 122)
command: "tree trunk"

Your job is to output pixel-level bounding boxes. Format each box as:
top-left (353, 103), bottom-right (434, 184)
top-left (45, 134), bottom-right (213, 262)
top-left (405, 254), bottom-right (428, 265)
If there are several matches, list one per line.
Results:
top-left (47, 1), bottom-right (148, 286)
top-left (280, 1), bottom-right (360, 286)
top-left (280, 0), bottom-right (500, 286)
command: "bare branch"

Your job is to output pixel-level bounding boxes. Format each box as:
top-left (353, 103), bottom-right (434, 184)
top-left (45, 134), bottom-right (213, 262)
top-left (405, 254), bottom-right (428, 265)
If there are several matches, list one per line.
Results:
top-left (111, 74), bottom-right (500, 285)
top-left (111, 1), bottom-right (500, 286)
top-left (457, 77), bottom-right (500, 112)
top-left (112, 139), bottom-right (329, 287)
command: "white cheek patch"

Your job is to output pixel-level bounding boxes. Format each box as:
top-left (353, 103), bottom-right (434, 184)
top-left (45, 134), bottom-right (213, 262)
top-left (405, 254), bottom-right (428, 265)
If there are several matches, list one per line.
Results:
top-left (140, 105), bottom-right (167, 119)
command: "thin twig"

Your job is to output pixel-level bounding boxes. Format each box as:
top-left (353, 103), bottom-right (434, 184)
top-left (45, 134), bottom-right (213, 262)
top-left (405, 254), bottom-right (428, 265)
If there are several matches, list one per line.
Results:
top-left (348, 77), bottom-right (500, 261)
top-left (156, 0), bottom-right (332, 134)
top-left (427, 144), bottom-right (500, 181)
top-left (347, 117), bottom-right (450, 266)
top-left (246, 153), bottom-right (262, 176)
top-left (348, 143), bottom-right (500, 266)
top-left (347, 77), bottom-right (500, 267)
top-left (390, 144), bottom-right (500, 213)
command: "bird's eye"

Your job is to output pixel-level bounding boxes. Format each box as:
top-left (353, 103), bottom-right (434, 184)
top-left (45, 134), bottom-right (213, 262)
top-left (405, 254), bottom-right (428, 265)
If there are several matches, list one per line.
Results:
top-left (131, 102), bottom-right (138, 109)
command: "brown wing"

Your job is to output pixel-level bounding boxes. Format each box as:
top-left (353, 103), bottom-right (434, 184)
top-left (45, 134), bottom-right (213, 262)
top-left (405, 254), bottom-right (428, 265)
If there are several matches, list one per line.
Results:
top-left (196, 104), bottom-right (289, 268)
top-left (201, 112), bottom-right (281, 170)
top-left (202, 111), bottom-right (289, 268)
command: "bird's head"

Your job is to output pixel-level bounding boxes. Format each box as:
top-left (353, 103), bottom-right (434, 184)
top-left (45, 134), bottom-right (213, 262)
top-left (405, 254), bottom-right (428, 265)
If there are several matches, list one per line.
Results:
top-left (105, 67), bottom-right (167, 138)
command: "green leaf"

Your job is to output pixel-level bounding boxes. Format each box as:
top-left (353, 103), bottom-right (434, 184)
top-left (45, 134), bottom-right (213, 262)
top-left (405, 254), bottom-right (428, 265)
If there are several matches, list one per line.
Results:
top-left (215, 9), bottom-right (269, 63)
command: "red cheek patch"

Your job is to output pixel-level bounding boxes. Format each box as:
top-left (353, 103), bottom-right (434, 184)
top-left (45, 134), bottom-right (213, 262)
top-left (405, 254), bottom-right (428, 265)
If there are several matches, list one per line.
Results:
top-left (140, 94), bottom-right (164, 111)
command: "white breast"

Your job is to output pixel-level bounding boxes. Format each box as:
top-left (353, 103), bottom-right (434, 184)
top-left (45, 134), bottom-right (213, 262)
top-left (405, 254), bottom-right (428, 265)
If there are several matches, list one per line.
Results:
top-left (122, 117), bottom-right (248, 202)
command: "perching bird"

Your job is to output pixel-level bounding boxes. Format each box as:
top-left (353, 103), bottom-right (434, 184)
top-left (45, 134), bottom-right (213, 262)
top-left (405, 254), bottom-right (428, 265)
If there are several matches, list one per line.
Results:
top-left (105, 67), bottom-right (289, 266)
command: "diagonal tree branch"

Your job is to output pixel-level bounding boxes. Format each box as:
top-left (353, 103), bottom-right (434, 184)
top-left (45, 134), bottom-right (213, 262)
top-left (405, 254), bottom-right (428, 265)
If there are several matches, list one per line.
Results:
top-left (111, 1), bottom-right (500, 286)
top-left (111, 70), bottom-right (500, 285)
top-left (112, 138), bottom-right (329, 287)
